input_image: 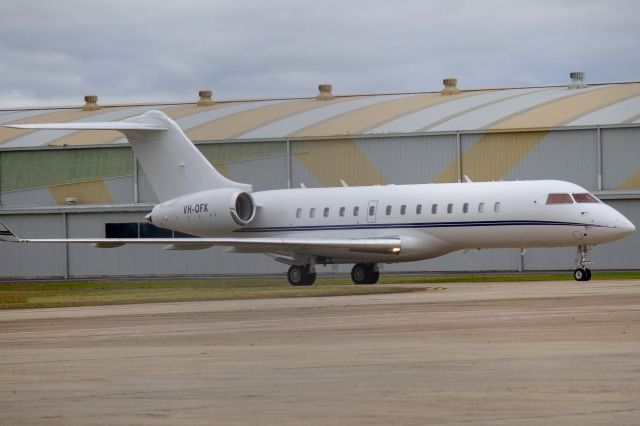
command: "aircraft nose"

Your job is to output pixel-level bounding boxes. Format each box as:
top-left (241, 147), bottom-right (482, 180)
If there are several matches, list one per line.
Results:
top-left (617, 217), bottom-right (636, 236)
top-left (613, 212), bottom-right (635, 237)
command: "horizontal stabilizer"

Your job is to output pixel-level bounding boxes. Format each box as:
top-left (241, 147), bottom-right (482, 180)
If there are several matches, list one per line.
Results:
top-left (4, 122), bottom-right (167, 131)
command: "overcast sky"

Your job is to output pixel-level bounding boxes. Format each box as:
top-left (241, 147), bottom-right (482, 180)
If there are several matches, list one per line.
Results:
top-left (1, 0), bottom-right (638, 107)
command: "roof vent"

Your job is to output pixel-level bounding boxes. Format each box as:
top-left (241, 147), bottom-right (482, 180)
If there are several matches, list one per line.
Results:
top-left (197, 90), bottom-right (214, 106)
top-left (64, 197), bottom-right (78, 205)
top-left (441, 78), bottom-right (459, 95)
top-left (568, 72), bottom-right (587, 89)
top-left (317, 83), bottom-right (334, 100)
top-left (83, 95), bottom-right (99, 111)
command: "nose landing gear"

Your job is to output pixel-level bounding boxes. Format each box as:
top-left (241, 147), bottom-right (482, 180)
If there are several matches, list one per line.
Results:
top-left (574, 245), bottom-right (592, 281)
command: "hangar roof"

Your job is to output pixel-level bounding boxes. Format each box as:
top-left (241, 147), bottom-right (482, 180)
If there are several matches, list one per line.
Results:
top-left (1, 81), bottom-right (639, 149)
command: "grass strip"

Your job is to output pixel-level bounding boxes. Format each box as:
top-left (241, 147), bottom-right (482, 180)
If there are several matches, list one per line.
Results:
top-left (1, 271), bottom-right (638, 310)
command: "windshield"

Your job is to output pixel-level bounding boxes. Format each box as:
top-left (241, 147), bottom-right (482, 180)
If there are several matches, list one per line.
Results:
top-left (572, 193), bottom-right (600, 203)
top-left (546, 193), bottom-right (573, 204)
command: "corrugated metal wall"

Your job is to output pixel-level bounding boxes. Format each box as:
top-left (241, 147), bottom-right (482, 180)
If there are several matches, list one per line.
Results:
top-left (0, 126), bottom-right (638, 278)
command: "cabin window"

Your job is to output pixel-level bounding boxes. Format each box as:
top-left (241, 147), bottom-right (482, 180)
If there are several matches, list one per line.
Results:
top-left (431, 204), bottom-right (438, 214)
top-left (353, 206), bottom-right (360, 216)
top-left (296, 208), bottom-right (302, 218)
top-left (386, 205), bottom-right (392, 215)
top-left (447, 203), bottom-right (453, 214)
top-left (323, 207), bottom-right (330, 217)
top-left (462, 203), bottom-right (469, 214)
top-left (339, 207), bottom-right (346, 217)
top-left (310, 208), bottom-right (316, 218)
top-left (572, 193), bottom-right (599, 203)
top-left (400, 205), bottom-right (406, 215)
top-left (546, 193), bottom-right (573, 204)
top-left (494, 202), bottom-right (501, 213)
top-left (369, 205), bottom-right (375, 216)
top-left (416, 204), bottom-right (422, 214)
top-left (478, 202), bottom-right (485, 213)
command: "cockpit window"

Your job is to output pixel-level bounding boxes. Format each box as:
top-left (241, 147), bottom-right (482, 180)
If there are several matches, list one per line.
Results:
top-left (572, 193), bottom-right (599, 203)
top-left (546, 193), bottom-right (573, 204)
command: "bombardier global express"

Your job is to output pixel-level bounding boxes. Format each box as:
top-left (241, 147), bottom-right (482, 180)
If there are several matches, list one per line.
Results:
top-left (0, 111), bottom-right (635, 284)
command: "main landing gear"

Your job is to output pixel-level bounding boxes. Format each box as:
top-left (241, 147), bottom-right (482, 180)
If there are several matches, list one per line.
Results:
top-left (287, 264), bottom-right (316, 286)
top-left (286, 262), bottom-right (380, 285)
top-left (574, 245), bottom-right (592, 282)
top-left (350, 263), bottom-right (380, 285)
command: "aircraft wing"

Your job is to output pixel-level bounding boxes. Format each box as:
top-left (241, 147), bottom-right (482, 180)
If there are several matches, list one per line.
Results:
top-left (0, 221), bottom-right (401, 255)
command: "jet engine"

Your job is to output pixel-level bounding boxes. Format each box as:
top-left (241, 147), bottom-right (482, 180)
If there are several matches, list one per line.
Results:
top-left (147, 188), bottom-right (257, 235)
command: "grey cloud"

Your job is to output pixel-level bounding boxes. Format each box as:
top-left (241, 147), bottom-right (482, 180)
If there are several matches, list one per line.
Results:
top-left (0, 0), bottom-right (638, 107)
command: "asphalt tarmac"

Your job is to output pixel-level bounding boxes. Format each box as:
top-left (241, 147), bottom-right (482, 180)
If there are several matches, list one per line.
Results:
top-left (1, 279), bottom-right (639, 425)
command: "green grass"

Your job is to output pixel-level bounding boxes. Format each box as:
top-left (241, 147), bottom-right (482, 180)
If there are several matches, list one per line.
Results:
top-left (0, 271), bottom-right (638, 310)
top-left (0, 278), bottom-right (426, 310)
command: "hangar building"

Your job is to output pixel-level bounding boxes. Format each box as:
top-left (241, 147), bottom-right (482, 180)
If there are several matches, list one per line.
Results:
top-left (1, 73), bottom-right (639, 278)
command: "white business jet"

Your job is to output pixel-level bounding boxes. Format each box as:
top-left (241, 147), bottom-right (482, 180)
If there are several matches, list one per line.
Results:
top-left (0, 111), bottom-right (635, 284)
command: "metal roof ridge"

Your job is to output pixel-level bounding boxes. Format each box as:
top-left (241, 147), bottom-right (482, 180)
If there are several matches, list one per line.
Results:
top-left (1, 80), bottom-right (638, 113)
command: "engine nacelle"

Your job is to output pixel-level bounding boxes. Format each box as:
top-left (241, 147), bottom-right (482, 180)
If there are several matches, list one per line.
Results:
top-left (147, 188), bottom-right (256, 235)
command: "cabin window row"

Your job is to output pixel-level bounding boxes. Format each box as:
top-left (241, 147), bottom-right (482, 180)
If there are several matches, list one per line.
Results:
top-left (295, 202), bottom-right (501, 218)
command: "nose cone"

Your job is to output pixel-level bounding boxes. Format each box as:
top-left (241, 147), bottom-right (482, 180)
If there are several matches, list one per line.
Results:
top-left (616, 216), bottom-right (636, 237)
top-left (144, 213), bottom-right (152, 224)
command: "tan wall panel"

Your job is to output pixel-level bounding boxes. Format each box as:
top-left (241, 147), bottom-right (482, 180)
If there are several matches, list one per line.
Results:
top-left (48, 180), bottom-right (114, 204)
top-left (432, 131), bottom-right (547, 183)
top-left (617, 170), bottom-right (640, 190)
top-left (492, 84), bottom-right (640, 129)
top-left (294, 139), bottom-right (385, 187)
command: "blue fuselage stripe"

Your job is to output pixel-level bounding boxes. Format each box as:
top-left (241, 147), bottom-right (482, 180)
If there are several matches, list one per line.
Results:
top-left (235, 220), bottom-right (595, 233)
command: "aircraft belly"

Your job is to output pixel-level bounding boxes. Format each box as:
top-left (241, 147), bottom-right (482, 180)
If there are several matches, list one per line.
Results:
top-left (429, 224), bottom-right (587, 249)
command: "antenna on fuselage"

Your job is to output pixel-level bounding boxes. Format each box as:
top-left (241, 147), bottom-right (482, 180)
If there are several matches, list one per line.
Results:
top-left (464, 175), bottom-right (473, 183)
top-left (340, 179), bottom-right (348, 187)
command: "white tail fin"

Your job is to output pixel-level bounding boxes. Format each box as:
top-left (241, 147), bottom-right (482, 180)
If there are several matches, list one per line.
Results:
top-left (5, 110), bottom-right (251, 201)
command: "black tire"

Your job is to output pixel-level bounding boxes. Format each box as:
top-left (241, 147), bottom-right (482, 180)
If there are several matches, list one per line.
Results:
top-left (574, 268), bottom-right (586, 281)
top-left (585, 268), bottom-right (592, 281)
top-left (351, 263), bottom-right (370, 285)
top-left (366, 271), bottom-right (380, 284)
top-left (288, 265), bottom-right (306, 286)
top-left (287, 265), bottom-right (315, 286)
top-left (302, 272), bottom-right (316, 286)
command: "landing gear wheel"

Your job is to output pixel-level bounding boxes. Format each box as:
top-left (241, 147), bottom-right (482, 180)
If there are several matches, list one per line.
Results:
top-left (366, 271), bottom-right (380, 284)
top-left (288, 265), bottom-right (316, 286)
top-left (574, 245), bottom-right (593, 282)
top-left (351, 263), bottom-right (379, 285)
top-left (574, 268), bottom-right (587, 282)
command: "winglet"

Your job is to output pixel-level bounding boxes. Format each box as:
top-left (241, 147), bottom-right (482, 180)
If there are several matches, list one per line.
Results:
top-left (0, 221), bottom-right (19, 242)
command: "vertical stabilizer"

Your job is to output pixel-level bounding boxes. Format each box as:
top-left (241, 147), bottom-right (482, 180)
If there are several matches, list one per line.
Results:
top-left (4, 110), bottom-right (251, 201)
top-left (121, 111), bottom-right (251, 201)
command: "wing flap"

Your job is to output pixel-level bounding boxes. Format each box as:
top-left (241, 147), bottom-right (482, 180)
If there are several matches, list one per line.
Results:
top-left (1, 220), bottom-right (401, 255)
top-left (4, 235), bottom-right (401, 255)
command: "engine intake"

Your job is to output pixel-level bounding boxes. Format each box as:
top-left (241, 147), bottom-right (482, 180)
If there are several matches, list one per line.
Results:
top-left (231, 192), bottom-right (256, 225)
